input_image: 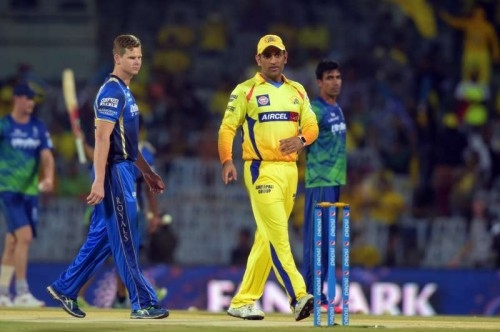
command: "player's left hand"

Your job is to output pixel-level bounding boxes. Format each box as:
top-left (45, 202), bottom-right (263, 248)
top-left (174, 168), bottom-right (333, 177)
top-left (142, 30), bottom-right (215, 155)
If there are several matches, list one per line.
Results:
top-left (144, 171), bottom-right (165, 194)
top-left (279, 136), bottom-right (303, 155)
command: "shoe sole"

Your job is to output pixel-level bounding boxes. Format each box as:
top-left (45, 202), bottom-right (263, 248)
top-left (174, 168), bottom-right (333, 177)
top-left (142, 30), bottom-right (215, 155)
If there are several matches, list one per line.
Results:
top-left (295, 297), bottom-right (314, 321)
top-left (130, 311), bottom-right (169, 319)
top-left (227, 311), bottom-right (264, 320)
top-left (46, 286), bottom-right (86, 318)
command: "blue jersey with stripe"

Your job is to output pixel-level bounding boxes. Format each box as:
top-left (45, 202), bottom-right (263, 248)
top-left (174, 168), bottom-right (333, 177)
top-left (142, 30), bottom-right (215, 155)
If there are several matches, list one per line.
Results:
top-left (305, 97), bottom-right (346, 188)
top-left (94, 75), bottom-right (139, 164)
top-left (0, 115), bottom-right (53, 194)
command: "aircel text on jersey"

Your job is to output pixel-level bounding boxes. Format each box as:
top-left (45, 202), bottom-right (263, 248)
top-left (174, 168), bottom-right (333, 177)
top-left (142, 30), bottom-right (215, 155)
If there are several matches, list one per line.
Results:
top-left (259, 111), bottom-right (298, 122)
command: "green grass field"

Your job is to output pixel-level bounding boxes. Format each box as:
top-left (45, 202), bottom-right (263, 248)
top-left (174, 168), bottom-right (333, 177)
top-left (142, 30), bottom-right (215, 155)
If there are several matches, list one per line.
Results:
top-left (0, 307), bottom-right (499, 331)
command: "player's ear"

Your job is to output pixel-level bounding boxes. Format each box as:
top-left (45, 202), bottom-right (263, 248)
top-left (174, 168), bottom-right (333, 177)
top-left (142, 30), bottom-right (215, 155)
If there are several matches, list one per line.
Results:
top-left (283, 51), bottom-right (288, 65)
top-left (255, 54), bottom-right (261, 67)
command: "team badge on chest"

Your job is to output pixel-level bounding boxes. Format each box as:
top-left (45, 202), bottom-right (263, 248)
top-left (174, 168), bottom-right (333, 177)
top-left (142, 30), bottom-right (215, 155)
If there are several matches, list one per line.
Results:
top-left (256, 94), bottom-right (270, 107)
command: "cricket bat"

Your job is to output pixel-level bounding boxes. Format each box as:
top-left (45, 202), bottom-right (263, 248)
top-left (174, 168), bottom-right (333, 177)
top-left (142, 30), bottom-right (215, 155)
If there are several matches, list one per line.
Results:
top-left (62, 68), bottom-right (86, 164)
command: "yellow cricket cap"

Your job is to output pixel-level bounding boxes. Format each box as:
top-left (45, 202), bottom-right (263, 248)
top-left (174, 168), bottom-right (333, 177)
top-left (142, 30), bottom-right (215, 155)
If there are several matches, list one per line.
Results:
top-left (256, 35), bottom-right (286, 55)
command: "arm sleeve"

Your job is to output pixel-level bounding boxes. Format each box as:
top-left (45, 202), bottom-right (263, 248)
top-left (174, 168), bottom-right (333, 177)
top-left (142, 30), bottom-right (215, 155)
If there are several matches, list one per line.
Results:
top-left (95, 83), bottom-right (125, 123)
top-left (299, 93), bottom-right (319, 146)
top-left (38, 121), bottom-right (54, 151)
top-left (218, 85), bottom-right (247, 165)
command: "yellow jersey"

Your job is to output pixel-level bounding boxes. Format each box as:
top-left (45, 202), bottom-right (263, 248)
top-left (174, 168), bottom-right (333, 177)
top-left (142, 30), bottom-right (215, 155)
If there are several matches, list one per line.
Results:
top-left (218, 73), bottom-right (318, 164)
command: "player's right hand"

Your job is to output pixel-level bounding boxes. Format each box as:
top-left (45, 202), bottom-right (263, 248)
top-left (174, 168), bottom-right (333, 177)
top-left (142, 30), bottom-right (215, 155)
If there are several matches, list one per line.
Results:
top-left (87, 181), bottom-right (104, 205)
top-left (221, 160), bottom-right (237, 185)
top-left (38, 178), bottom-right (54, 193)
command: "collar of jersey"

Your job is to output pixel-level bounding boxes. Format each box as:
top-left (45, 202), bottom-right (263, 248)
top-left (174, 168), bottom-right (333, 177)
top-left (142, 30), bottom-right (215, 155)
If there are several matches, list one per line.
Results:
top-left (254, 72), bottom-right (288, 85)
top-left (107, 74), bottom-right (127, 87)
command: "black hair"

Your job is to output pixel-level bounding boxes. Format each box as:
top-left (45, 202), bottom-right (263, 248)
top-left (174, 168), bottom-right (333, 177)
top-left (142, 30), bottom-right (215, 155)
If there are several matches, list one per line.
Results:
top-left (315, 59), bottom-right (340, 80)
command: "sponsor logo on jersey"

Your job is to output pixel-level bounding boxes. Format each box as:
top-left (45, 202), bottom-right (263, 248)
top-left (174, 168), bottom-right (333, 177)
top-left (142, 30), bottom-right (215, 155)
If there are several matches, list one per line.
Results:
top-left (259, 111), bottom-right (299, 122)
top-left (256, 94), bottom-right (270, 107)
top-left (226, 106), bottom-right (236, 112)
top-left (12, 129), bottom-right (27, 137)
top-left (229, 94), bottom-right (238, 102)
top-left (100, 98), bottom-right (119, 108)
top-left (327, 114), bottom-right (339, 123)
top-left (331, 122), bottom-right (347, 134)
top-left (290, 96), bottom-right (299, 104)
top-left (130, 103), bottom-right (139, 116)
top-left (9, 128), bottom-right (42, 149)
top-left (11, 138), bottom-right (41, 149)
top-left (97, 108), bottom-right (118, 117)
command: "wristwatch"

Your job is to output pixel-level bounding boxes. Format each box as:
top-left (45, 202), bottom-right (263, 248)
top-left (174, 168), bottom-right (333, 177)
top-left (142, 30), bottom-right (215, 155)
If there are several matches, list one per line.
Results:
top-left (298, 135), bottom-right (306, 146)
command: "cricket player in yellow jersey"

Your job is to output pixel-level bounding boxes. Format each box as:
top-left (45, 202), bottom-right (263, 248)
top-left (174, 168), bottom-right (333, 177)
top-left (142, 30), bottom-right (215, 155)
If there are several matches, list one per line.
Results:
top-left (218, 34), bottom-right (319, 321)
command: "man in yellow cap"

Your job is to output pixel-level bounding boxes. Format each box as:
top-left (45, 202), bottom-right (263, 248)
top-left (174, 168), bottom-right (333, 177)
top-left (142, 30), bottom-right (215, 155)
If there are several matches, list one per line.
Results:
top-left (218, 34), bottom-right (319, 321)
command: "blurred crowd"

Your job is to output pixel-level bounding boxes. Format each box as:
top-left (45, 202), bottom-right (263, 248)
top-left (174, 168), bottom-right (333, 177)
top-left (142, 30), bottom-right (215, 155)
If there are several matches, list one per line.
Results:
top-left (1, 0), bottom-right (500, 268)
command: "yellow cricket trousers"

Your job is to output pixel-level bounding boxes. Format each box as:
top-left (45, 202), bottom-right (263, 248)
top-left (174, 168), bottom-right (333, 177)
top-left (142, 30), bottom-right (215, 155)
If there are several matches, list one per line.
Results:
top-left (230, 160), bottom-right (308, 308)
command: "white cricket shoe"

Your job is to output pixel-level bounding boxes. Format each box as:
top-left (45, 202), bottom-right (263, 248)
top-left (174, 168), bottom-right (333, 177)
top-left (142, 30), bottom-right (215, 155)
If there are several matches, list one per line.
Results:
top-left (0, 294), bottom-right (13, 307)
top-left (227, 303), bottom-right (265, 320)
top-left (294, 294), bottom-right (314, 321)
top-left (13, 292), bottom-right (45, 307)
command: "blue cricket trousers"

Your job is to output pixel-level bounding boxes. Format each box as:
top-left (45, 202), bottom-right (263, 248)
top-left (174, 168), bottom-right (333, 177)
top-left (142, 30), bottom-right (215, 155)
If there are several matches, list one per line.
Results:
top-left (51, 161), bottom-right (157, 310)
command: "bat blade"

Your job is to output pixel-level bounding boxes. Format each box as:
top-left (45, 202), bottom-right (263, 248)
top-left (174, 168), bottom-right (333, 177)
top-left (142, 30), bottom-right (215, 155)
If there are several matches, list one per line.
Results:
top-left (62, 68), bottom-right (86, 164)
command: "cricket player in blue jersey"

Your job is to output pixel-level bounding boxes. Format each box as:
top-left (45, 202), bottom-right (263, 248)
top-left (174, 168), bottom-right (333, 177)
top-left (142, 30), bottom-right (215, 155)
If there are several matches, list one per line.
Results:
top-left (74, 120), bottom-right (165, 309)
top-left (302, 60), bottom-right (346, 312)
top-left (47, 34), bottom-right (168, 319)
top-left (219, 34), bottom-right (319, 321)
top-left (0, 82), bottom-right (55, 307)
